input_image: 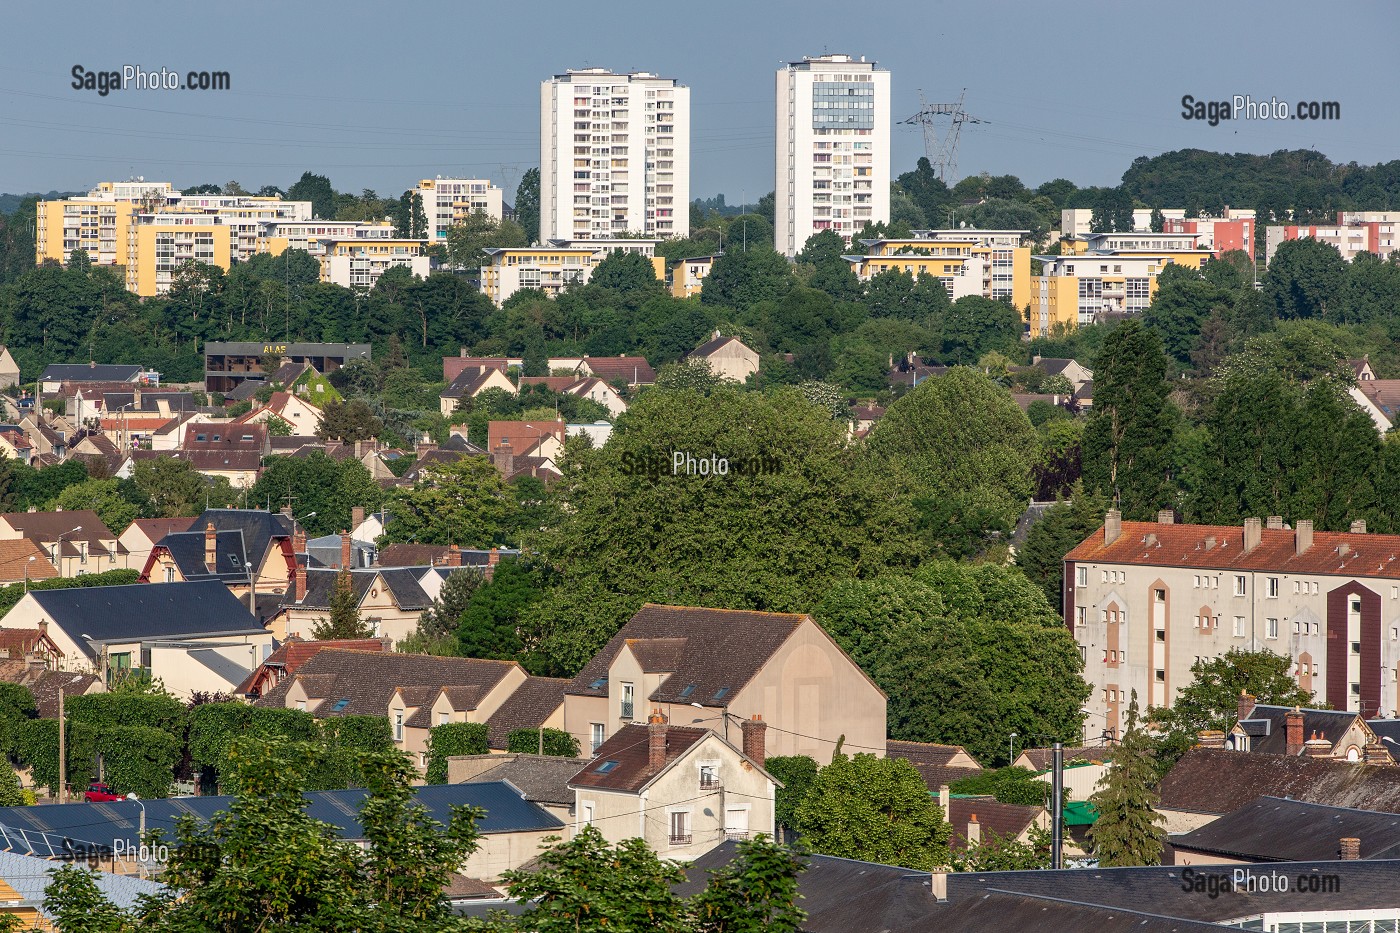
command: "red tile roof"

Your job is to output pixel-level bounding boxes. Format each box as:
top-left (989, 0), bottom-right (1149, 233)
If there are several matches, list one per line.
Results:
top-left (1066, 520), bottom-right (1400, 579)
top-left (235, 637), bottom-right (388, 696)
top-left (577, 356), bottom-right (655, 384)
top-left (486, 420), bottom-right (564, 456)
top-left (947, 798), bottom-right (1044, 851)
top-left (568, 722), bottom-right (708, 793)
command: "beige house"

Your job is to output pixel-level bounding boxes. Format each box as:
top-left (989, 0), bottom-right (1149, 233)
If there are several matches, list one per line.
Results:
top-left (238, 391), bottom-right (324, 434)
top-left (0, 348), bottom-right (19, 390)
top-left (1222, 698), bottom-right (1385, 763)
top-left (117, 517), bottom-right (196, 574)
top-left (439, 366), bottom-right (517, 417)
top-left (270, 565), bottom-right (432, 645)
top-left (1013, 745), bottom-right (1112, 804)
top-left (254, 648), bottom-right (527, 772)
top-left (686, 333), bottom-right (760, 382)
top-left (0, 510), bottom-right (128, 577)
top-left (562, 604), bottom-right (886, 763)
top-left (569, 711), bottom-right (777, 860)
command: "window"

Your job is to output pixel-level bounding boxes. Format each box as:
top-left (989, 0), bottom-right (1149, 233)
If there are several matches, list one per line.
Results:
top-left (1154, 588), bottom-right (1165, 601)
top-left (1076, 566), bottom-right (1087, 587)
top-left (594, 760), bottom-right (618, 774)
top-left (1155, 669), bottom-right (1165, 682)
top-left (679, 684), bottom-right (697, 699)
top-left (588, 677), bottom-right (607, 690)
top-left (1233, 616), bottom-right (1246, 637)
top-left (331, 698), bottom-right (350, 713)
top-left (1266, 618), bottom-right (1279, 639)
top-left (668, 811), bottom-right (691, 846)
top-left (394, 712), bottom-right (404, 742)
top-left (438, 711), bottom-right (448, 726)
top-left (713, 687), bottom-right (730, 701)
top-left (699, 764), bottom-right (721, 789)
top-left (1100, 609), bottom-right (1108, 623)
top-left (590, 723), bottom-right (605, 754)
top-left (1194, 575), bottom-right (1201, 588)
top-left (1076, 607), bottom-right (1087, 626)
top-left (1234, 576), bottom-right (1247, 596)
top-left (621, 682), bottom-right (635, 720)
top-left (1352, 598), bottom-right (1363, 614)
top-left (163, 567), bottom-right (175, 583)
top-left (1155, 629), bottom-right (1165, 642)
top-left (1267, 577), bottom-right (1279, 598)
top-left (1353, 641), bottom-right (1362, 655)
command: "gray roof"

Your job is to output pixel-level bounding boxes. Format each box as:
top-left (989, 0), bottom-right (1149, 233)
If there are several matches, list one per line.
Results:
top-left (1160, 747), bottom-right (1400, 816)
top-left (204, 342), bottom-right (371, 359)
top-left (0, 848), bottom-right (163, 919)
top-left (287, 567), bottom-right (430, 612)
top-left (40, 363), bottom-right (142, 383)
top-left (1235, 704), bottom-right (1363, 756)
top-left (1172, 796), bottom-right (1400, 861)
top-left (1368, 718), bottom-right (1400, 746)
top-left (154, 508), bottom-right (292, 584)
top-left (457, 754), bottom-right (589, 806)
top-left (28, 581), bottom-right (265, 655)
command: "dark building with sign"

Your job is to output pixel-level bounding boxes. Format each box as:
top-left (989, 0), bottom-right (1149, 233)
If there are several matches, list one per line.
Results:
top-left (203, 342), bottom-right (371, 394)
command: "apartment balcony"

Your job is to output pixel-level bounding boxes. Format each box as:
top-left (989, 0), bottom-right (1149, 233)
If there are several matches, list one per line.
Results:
top-left (620, 700), bottom-right (635, 720)
top-left (699, 775), bottom-right (722, 791)
top-left (669, 834), bottom-right (693, 846)
top-left (724, 831), bottom-right (750, 842)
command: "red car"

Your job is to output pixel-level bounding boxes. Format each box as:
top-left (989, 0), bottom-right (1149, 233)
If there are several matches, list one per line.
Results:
top-left (83, 783), bottom-right (123, 803)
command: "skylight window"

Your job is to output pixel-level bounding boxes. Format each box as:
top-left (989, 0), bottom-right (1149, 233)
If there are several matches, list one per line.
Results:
top-left (596, 760), bottom-right (618, 774)
top-left (331, 698), bottom-right (350, 712)
top-left (589, 677), bottom-right (607, 690)
top-left (712, 687), bottom-right (729, 701)
top-left (679, 684), bottom-right (696, 699)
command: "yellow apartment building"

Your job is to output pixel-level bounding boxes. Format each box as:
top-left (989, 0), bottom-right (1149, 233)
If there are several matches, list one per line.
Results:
top-left (843, 229), bottom-right (1032, 308)
top-left (257, 220), bottom-right (399, 259)
top-left (670, 254), bottom-right (719, 298)
top-left (125, 214), bottom-right (233, 297)
top-left (1030, 249), bottom-right (1212, 337)
top-left (318, 238), bottom-right (431, 290)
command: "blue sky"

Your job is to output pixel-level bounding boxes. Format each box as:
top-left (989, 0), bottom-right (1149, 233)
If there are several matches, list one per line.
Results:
top-left (2, 0), bottom-right (1397, 201)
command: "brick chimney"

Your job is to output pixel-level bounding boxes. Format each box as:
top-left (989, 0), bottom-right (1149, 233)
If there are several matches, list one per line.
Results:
top-left (204, 522), bottom-right (217, 573)
top-left (1297, 520), bottom-right (1314, 555)
top-left (1340, 837), bottom-right (1361, 860)
top-left (740, 715), bottom-right (767, 768)
top-left (938, 784), bottom-right (950, 815)
top-left (295, 563), bottom-right (307, 603)
top-left (447, 544), bottom-right (462, 568)
top-left (1243, 517), bottom-right (1262, 554)
top-left (351, 506), bottom-right (365, 529)
top-left (1266, 515), bottom-right (1284, 530)
top-left (1364, 740), bottom-right (1391, 765)
top-left (493, 440), bottom-right (514, 478)
top-left (1238, 691), bottom-right (1257, 724)
top-left (1352, 519), bottom-right (1368, 534)
top-left (1105, 509), bottom-right (1122, 545)
top-left (486, 547), bottom-right (500, 581)
top-left (1305, 731), bottom-right (1334, 758)
top-left (648, 708), bottom-right (668, 773)
top-left (280, 505), bottom-right (292, 518)
top-left (1198, 729), bottom-right (1226, 749)
top-left (967, 814), bottom-right (981, 845)
top-left (340, 531), bottom-right (352, 569)
top-left (1157, 509), bottom-right (1175, 525)
top-left (1286, 707), bottom-right (1305, 756)
top-left (293, 524), bottom-right (307, 556)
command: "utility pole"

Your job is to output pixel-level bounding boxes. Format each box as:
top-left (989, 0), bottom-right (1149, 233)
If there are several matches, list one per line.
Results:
top-left (1051, 741), bottom-right (1064, 869)
top-left (57, 687), bottom-right (65, 803)
top-left (538, 725), bottom-right (544, 757)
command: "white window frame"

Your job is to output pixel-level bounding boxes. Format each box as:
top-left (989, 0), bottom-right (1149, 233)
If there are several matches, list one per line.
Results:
top-left (590, 723), bottom-right (605, 754)
top-left (1234, 576), bottom-right (1247, 597)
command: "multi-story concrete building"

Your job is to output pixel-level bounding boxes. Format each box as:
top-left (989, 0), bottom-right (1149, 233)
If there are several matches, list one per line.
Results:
top-left (203, 341), bottom-right (371, 394)
top-left (1066, 512), bottom-right (1400, 743)
top-left (1060, 208), bottom-right (1188, 239)
top-left (1162, 214), bottom-right (1256, 260)
top-left (540, 68), bottom-right (689, 243)
top-left (317, 237), bottom-right (430, 290)
top-left (1030, 246), bottom-right (1211, 337)
top-left (842, 229), bottom-right (1032, 307)
top-left (1266, 219), bottom-right (1400, 264)
top-left (480, 239), bottom-right (664, 305)
top-left (414, 177), bottom-right (504, 244)
top-left (36, 180), bottom-right (176, 267)
top-left (775, 54), bottom-right (890, 257)
top-left (256, 219), bottom-right (399, 259)
top-left (125, 212), bottom-right (234, 297)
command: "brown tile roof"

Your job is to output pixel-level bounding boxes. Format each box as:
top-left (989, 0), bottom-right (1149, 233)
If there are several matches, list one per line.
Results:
top-left (1, 510), bottom-right (117, 546)
top-left (125, 517), bottom-right (198, 542)
top-left (376, 543), bottom-right (453, 567)
top-left (624, 637), bottom-right (686, 673)
top-left (577, 356), bottom-right (655, 384)
top-left (233, 637), bottom-right (389, 696)
top-left (0, 629), bottom-right (58, 659)
top-left (1016, 745), bottom-right (1111, 772)
top-left (443, 356), bottom-right (511, 383)
top-left (0, 661), bottom-right (100, 717)
top-left (0, 539), bottom-right (58, 584)
top-left (1356, 379), bottom-right (1400, 417)
top-left (886, 740), bottom-right (984, 790)
top-left (947, 798), bottom-right (1044, 851)
top-left (565, 604), bottom-right (810, 706)
top-left (517, 376), bottom-right (578, 393)
top-left (568, 722), bottom-right (708, 793)
top-left (1066, 520), bottom-right (1400, 579)
top-left (254, 648), bottom-right (520, 718)
top-left (484, 676), bottom-right (570, 749)
top-left (442, 874), bottom-right (499, 900)
top-left (486, 420), bottom-right (564, 457)
top-left (1158, 747), bottom-right (1400, 816)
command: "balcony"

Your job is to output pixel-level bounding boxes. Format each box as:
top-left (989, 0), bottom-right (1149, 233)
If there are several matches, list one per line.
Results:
top-left (620, 701), bottom-right (634, 720)
top-left (700, 774), bottom-right (722, 791)
top-left (724, 831), bottom-right (750, 842)
top-left (669, 834), bottom-right (693, 846)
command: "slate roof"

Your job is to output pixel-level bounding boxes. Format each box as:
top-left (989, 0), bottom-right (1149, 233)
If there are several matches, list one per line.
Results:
top-left (484, 676), bottom-right (570, 749)
top-left (396, 448), bottom-right (488, 485)
top-left (254, 648), bottom-right (520, 718)
top-left (152, 508), bottom-right (292, 583)
top-left (0, 661), bottom-right (99, 717)
top-left (1066, 519), bottom-right (1400, 579)
top-left (0, 849), bottom-right (164, 920)
top-left (27, 581), bottom-right (265, 655)
top-left (286, 567), bottom-right (431, 611)
top-left (886, 740), bottom-right (984, 790)
top-left (688, 335), bottom-right (745, 358)
top-left (565, 604), bottom-right (812, 706)
top-left (947, 798), bottom-right (1044, 851)
top-left (1234, 704), bottom-right (1368, 756)
top-left (568, 723), bottom-right (709, 793)
top-left (1172, 796), bottom-right (1400, 861)
top-left (40, 363), bottom-right (142, 383)
top-left (1158, 747), bottom-right (1400, 815)
top-left (100, 391), bottom-right (198, 413)
top-left (1368, 718), bottom-right (1400, 746)
top-left (441, 366), bottom-right (507, 401)
top-left (456, 754), bottom-right (589, 806)
top-left (0, 781), bottom-right (561, 850)
top-left (376, 543), bottom-right (508, 568)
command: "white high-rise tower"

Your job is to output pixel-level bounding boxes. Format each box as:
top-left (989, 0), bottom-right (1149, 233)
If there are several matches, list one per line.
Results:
top-left (775, 54), bottom-right (890, 257)
top-left (540, 68), bottom-right (690, 243)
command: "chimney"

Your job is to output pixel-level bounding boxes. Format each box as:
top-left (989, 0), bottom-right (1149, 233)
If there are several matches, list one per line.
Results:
top-left (1238, 691), bottom-right (1257, 724)
top-left (1286, 707), bottom-right (1305, 756)
top-left (1364, 740), bottom-right (1391, 765)
top-left (1305, 731), bottom-right (1334, 758)
top-left (1297, 520), bottom-right (1314, 555)
top-left (340, 530), bottom-right (352, 569)
top-left (280, 505), bottom-right (292, 518)
top-left (486, 547), bottom-right (500, 580)
top-left (1243, 517), bottom-right (1262, 554)
top-left (1352, 519), bottom-right (1368, 535)
top-left (938, 784), bottom-right (950, 815)
top-left (493, 440), bottom-right (514, 478)
top-left (648, 708), bottom-right (668, 773)
top-left (1105, 509), bottom-right (1122, 545)
top-left (295, 564), bottom-right (307, 603)
top-left (204, 522), bottom-right (217, 573)
top-left (931, 870), bottom-right (948, 903)
top-left (351, 506), bottom-right (365, 529)
top-left (293, 524), bottom-right (307, 556)
top-left (740, 715), bottom-right (767, 768)
top-left (1157, 509), bottom-right (1175, 525)
top-left (1266, 515), bottom-right (1284, 530)
top-left (444, 544), bottom-right (460, 568)
top-left (967, 814), bottom-right (981, 845)
top-left (1340, 837), bottom-right (1361, 861)
top-left (1197, 729), bottom-right (1226, 749)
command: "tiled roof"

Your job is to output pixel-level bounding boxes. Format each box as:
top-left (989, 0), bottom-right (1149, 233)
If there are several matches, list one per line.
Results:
top-left (443, 873), bottom-right (499, 900)
top-left (1066, 519), bottom-right (1400, 579)
top-left (947, 798), bottom-right (1043, 851)
top-left (568, 723), bottom-right (708, 793)
top-left (254, 648), bottom-right (520, 718)
top-left (1159, 747), bottom-right (1400, 815)
top-left (624, 637), bottom-right (686, 673)
top-left (442, 356), bottom-right (511, 383)
top-left (1173, 796), bottom-right (1400, 861)
top-left (1235, 704), bottom-right (1368, 757)
top-left (154, 448), bottom-right (265, 473)
top-left (886, 740), bottom-right (983, 790)
top-left (1016, 745), bottom-right (1111, 771)
top-left (233, 637), bottom-right (388, 696)
top-left (565, 604), bottom-right (809, 706)
top-left (577, 356), bottom-right (655, 384)
top-left (0, 661), bottom-right (100, 717)
top-left (486, 420), bottom-right (564, 457)
top-left (518, 376), bottom-right (581, 393)
top-left (0, 539), bottom-right (58, 583)
top-left (455, 753), bottom-right (588, 806)
top-left (0, 629), bottom-right (56, 659)
top-left (1, 509), bottom-right (117, 547)
top-left (1356, 379), bottom-right (1400, 417)
top-left (126, 517), bottom-right (197, 542)
top-left (484, 676), bottom-right (569, 749)
top-left (441, 367), bottom-right (505, 400)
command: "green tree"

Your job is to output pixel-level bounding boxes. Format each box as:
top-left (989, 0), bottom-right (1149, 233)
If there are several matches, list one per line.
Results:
top-left (425, 722), bottom-right (489, 783)
top-left (50, 478), bottom-right (141, 533)
top-left (445, 209), bottom-right (528, 271)
top-left (1017, 481), bottom-right (1109, 611)
top-left (766, 755), bottom-right (818, 830)
top-left (416, 568), bottom-right (484, 641)
top-left (506, 728), bottom-right (580, 757)
top-left (456, 557), bottom-right (544, 660)
top-left (950, 766), bottom-right (1056, 807)
top-left (701, 247), bottom-right (793, 308)
top-left (250, 452), bottom-right (382, 538)
top-left (654, 358), bottom-right (724, 393)
top-left (311, 569), bottom-right (374, 639)
top-left (948, 825), bottom-right (1052, 872)
top-left (1081, 321), bottom-right (1179, 518)
top-left (516, 167), bottom-right (541, 243)
top-left (1088, 693), bottom-right (1167, 867)
top-left (940, 296), bottom-right (1022, 365)
top-left (382, 456), bottom-right (515, 547)
top-left (318, 397), bottom-right (384, 442)
top-left (793, 753), bottom-right (951, 870)
top-left (1263, 237), bottom-right (1348, 320)
top-left (689, 834), bottom-right (807, 933)
top-left (1336, 251), bottom-right (1400, 325)
top-left (589, 250), bottom-right (665, 297)
top-left (286, 171), bottom-right (337, 220)
top-left (131, 456), bottom-right (235, 518)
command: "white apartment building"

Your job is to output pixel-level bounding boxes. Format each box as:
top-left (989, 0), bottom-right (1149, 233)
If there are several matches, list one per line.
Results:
top-left (540, 68), bottom-right (690, 243)
top-left (256, 220), bottom-right (399, 259)
top-left (775, 54), bottom-right (890, 257)
top-left (479, 238), bottom-right (663, 305)
top-left (318, 238), bottom-right (430, 290)
top-left (1066, 513), bottom-right (1400, 743)
top-left (414, 178), bottom-right (504, 243)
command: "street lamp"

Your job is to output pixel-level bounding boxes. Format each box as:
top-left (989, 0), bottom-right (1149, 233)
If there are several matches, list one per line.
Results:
top-left (1009, 732), bottom-right (1018, 765)
top-left (125, 793), bottom-right (148, 878)
top-left (22, 556), bottom-right (35, 594)
top-left (51, 525), bottom-right (82, 571)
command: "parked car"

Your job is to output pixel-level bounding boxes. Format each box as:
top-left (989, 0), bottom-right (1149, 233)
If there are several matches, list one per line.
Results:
top-left (83, 782), bottom-right (123, 803)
